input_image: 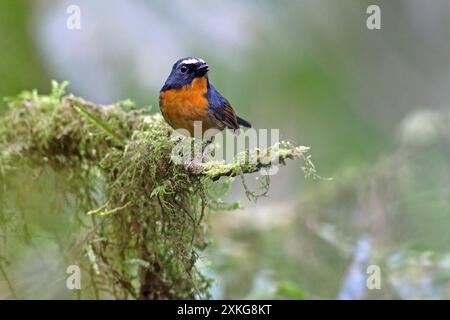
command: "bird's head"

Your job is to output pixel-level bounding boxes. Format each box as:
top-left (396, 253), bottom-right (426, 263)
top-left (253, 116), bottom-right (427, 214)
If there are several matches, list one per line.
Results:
top-left (161, 57), bottom-right (209, 91)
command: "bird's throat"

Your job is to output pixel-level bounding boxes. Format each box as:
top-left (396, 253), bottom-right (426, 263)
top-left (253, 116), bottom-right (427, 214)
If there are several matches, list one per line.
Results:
top-left (187, 76), bottom-right (208, 93)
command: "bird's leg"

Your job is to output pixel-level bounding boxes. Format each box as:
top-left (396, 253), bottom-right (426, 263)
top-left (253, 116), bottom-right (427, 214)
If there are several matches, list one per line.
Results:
top-left (202, 136), bottom-right (215, 161)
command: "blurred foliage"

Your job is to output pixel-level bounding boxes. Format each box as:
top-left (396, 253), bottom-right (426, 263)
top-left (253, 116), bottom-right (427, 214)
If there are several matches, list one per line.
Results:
top-left (0, 0), bottom-right (48, 100)
top-left (209, 107), bottom-right (449, 299)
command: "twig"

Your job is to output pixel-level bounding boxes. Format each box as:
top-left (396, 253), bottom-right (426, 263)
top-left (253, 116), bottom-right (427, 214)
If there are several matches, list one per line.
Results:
top-left (0, 262), bottom-right (17, 299)
top-left (67, 98), bottom-right (126, 146)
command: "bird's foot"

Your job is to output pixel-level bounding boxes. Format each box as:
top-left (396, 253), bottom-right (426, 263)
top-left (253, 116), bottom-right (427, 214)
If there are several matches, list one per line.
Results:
top-left (185, 158), bottom-right (203, 174)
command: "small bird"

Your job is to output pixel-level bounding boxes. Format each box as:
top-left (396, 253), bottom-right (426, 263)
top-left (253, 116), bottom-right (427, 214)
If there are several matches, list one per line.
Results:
top-left (159, 57), bottom-right (251, 141)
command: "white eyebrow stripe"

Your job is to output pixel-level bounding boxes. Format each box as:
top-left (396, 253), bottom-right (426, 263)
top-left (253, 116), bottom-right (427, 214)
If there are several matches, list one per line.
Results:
top-left (181, 58), bottom-right (205, 65)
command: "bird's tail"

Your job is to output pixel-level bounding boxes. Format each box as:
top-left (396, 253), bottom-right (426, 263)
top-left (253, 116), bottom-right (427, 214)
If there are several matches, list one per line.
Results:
top-left (237, 116), bottom-right (252, 128)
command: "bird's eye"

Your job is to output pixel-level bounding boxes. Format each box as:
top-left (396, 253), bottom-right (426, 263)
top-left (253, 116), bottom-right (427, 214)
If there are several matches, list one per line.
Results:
top-left (180, 65), bottom-right (188, 73)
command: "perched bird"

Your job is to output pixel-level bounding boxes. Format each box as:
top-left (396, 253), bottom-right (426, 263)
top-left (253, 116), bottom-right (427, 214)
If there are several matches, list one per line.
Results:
top-left (159, 57), bottom-right (251, 140)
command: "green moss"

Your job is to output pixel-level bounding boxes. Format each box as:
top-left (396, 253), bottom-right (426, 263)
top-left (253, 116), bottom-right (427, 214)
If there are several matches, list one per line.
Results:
top-left (0, 82), bottom-right (311, 299)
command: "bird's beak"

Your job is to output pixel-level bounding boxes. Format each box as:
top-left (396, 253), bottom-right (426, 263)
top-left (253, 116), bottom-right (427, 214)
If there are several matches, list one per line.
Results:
top-left (194, 62), bottom-right (209, 77)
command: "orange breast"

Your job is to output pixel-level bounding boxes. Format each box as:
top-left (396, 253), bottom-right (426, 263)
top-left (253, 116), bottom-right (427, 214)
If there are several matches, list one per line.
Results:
top-left (160, 77), bottom-right (216, 136)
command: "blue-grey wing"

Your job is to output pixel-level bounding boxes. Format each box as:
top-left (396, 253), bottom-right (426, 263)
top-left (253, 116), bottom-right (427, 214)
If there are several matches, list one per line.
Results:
top-left (206, 85), bottom-right (240, 130)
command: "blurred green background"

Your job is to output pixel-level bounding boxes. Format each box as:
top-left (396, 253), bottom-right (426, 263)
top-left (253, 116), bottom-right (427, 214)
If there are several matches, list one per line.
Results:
top-left (0, 0), bottom-right (449, 299)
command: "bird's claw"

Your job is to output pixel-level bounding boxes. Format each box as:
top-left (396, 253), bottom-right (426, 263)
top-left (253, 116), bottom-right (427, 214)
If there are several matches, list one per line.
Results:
top-left (185, 159), bottom-right (203, 174)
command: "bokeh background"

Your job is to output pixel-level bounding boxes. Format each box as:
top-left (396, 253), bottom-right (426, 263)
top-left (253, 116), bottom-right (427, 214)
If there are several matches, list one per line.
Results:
top-left (0, 0), bottom-right (449, 299)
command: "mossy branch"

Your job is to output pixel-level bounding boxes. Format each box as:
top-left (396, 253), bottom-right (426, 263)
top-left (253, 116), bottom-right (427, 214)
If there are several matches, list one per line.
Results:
top-left (0, 82), bottom-right (316, 299)
top-left (64, 96), bottom-right (313, 182)
top-left (190, 144), bottom-right (310, 180)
